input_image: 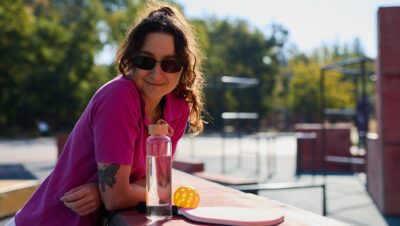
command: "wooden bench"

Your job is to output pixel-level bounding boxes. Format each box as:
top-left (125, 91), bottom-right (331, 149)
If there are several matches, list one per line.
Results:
top-left (172, 158), bottom-right (257, 186)
top-left (230, 181), bottom-right (327, 216)
top-left (172, 158), bottom-right (204, 174)
top-left (193, 172), bottom-right (258, 186)
top-left (0, 180), bottom-right (39, 218)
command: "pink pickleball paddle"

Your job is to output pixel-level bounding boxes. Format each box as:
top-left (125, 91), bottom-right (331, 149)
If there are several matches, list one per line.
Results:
top-left (177, 206), bottom-right (284, 226)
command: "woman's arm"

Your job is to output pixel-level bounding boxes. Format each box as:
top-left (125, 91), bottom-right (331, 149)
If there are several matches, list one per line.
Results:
top-left (61, 177), bottom-right (146, 215)
top-left (97, 162), bottom-right (146, 211)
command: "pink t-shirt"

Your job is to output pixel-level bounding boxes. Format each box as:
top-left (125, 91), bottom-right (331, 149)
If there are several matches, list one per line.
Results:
top-left (15, 75), bottom-right (189, 225)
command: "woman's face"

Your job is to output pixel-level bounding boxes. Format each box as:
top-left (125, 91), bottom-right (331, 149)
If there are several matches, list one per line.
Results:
top-left (131, 32), bottom-right (182, 104)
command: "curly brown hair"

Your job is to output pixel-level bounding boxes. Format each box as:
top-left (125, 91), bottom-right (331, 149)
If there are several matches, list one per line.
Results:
top-left (116, 1), bottom-right (205, 135)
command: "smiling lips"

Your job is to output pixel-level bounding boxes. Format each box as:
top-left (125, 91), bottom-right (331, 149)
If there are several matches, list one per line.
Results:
top-left (145, 80), bottom-right (165, 86)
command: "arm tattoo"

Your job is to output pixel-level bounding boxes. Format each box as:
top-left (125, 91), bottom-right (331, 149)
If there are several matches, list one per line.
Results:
top-left (98, 164), bottom-right (120, 192)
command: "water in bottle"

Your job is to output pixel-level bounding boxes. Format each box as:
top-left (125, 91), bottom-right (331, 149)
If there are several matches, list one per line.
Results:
top-left (146, 123), bottom-right (172, 221)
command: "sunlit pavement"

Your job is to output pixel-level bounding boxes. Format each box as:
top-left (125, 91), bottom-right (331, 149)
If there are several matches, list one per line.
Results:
top-left (1, 135), bottom-right (400, 226)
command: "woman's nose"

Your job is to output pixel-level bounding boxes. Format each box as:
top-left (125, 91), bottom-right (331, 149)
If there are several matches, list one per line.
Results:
top-left (150, 62), bottom-right (163, 77)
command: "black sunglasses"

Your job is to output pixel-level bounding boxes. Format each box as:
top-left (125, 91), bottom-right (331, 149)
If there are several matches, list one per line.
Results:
top-left (132, 55), bottom-right (183, 73)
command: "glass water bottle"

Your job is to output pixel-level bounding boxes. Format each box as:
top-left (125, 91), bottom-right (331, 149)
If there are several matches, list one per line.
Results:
top-left (146, 123), bottom-right (172, 221)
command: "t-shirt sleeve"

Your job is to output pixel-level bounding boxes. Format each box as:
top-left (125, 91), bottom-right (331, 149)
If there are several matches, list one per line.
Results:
top-left (91, 82), bottom-right (140, 165)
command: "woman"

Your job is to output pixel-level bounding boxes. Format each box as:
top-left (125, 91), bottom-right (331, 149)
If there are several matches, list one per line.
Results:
top-left (11, 2), bottom-right (204, 225)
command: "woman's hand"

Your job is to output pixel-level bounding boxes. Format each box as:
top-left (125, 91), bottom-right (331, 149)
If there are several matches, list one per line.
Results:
top-left (60, 183), bottom-right (101, 216)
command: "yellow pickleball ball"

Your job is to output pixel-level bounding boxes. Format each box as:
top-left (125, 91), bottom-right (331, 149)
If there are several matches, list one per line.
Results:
top-left (173, 185), bottom-right (200, 208)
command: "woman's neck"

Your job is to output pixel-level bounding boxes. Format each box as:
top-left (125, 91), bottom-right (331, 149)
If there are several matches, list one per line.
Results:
top-left (144, 97), bottom-right (163, 123)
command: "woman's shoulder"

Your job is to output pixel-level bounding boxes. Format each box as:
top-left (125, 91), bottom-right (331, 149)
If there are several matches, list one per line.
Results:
top-left (98, 74), bottom-right (136, 91)
top-left (85, 75), bottom-right (142, 122)
top-left (94, 75), bottom-right (140, 100)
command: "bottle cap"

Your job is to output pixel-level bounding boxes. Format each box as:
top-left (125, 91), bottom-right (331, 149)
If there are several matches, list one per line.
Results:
top-left (148, 124), bottom-right (169, 135)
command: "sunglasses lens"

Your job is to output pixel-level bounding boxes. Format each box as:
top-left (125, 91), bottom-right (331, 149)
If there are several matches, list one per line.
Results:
top-left (133, 56), bottom-right (155, 70)
top-left (161, 59), bottom-right (183, 73)
top-left (132, 56), bottom-right (183, 73)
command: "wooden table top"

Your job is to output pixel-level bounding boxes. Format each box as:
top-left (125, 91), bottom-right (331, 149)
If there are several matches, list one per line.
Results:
top-left (108, 170), bottom-right (349, 226)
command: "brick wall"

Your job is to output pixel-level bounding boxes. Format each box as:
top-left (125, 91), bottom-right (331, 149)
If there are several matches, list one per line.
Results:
top-left (368, 6), bottom-right (400, 215)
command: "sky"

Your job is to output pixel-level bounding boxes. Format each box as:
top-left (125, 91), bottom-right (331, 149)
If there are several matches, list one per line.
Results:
top-left (95, 0), bottom-right (400, 64)
top-left (175, 0), bottom-right (400, 58)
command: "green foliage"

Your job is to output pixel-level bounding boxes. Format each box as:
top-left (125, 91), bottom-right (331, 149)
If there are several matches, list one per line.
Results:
top-left (103, 0), bottom-right (146, 44)
top-left (0, 0), bottom-right (35, 134)
top-left (199, 18), bottom-right (285, 130)
top-left (285, 43), bottom-right (372, 123)
top-left (287, 57), bottom-right (355, 122)
top-left (0, 0), bottom-right (105, 135)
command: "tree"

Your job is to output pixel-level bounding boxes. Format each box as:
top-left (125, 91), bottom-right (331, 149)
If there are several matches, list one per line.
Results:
top-left (0, 0), bottom-right (35, 134)
top-left (28, 0), bottom-right (105, 132)
top-left (285, 43), bottom-right (370, 124)
top-left (199, 18), bottom-right (286, 130)
top-left (0, 0), bottom-right (105, 135)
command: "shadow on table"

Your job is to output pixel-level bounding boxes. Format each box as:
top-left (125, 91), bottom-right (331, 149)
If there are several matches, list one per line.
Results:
top-left (385, 216), bottom-right (400, 226)
top-left (0, 164), bottom-right (36, 179)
